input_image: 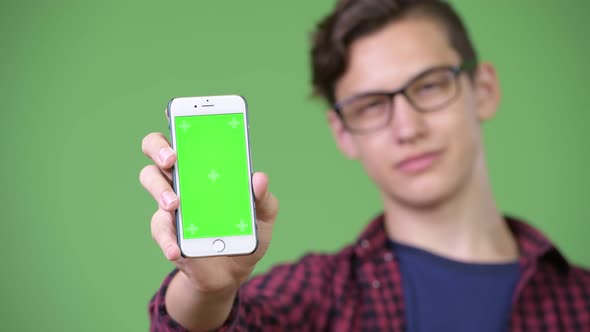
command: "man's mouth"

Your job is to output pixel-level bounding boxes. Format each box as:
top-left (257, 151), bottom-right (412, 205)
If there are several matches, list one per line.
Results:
top-left (395, 150), bottom-right (442, 173)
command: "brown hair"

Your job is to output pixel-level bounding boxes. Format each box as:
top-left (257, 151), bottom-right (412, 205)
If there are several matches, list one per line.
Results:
top-left (311, 0), bottom-right (478, 105)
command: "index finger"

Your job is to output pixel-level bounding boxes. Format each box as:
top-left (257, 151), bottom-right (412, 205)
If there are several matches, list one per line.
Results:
top-left (141, 132), bottom-right (176, 169)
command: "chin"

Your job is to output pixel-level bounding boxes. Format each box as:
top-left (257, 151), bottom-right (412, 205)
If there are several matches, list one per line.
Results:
top-left (384, 174), bottom-right (459, 210)
top-left (392, 189), bottom-right (450, 209)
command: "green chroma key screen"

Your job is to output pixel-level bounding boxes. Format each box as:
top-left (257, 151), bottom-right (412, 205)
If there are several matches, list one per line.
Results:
top-left (174, 113), bottom-right (253, 239)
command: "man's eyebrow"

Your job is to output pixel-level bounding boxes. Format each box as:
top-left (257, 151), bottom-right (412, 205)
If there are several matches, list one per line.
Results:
top-left (336, 89), bottom-right (389, 106)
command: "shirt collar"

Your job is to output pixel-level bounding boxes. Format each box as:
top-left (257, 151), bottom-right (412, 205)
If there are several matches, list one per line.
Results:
top-left (353, 214), bottom-right (390, 261)
top-left (354, 213), bottom-right (571, 275)
top-left (505, 215), bottom-right (570, 274)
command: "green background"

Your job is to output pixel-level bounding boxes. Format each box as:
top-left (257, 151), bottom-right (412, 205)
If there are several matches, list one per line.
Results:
top-left (174, 114), bottom-right (252, 239)
top-left (1, 1), bottom-right (588, 331)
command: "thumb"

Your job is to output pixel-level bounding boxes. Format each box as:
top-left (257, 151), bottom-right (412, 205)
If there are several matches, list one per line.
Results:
top-left (252, 172), bottom-right (279, 222)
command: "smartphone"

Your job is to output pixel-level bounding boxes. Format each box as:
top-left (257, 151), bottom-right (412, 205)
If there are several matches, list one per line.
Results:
top-left (167, 95), bottom-right (257, 257)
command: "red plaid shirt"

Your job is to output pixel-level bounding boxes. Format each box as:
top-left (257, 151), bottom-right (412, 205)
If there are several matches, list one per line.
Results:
top-left (149, 215), bottom-right (590, 331)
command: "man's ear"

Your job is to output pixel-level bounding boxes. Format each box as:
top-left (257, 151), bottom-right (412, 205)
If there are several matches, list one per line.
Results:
top-left (327, 110), bottom-right (359, 159)
top-left (473, 62), bottom-right (501, 122)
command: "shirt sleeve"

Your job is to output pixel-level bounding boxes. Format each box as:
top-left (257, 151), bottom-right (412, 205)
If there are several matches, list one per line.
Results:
top-left (148, 254), bottom-right (334, 331)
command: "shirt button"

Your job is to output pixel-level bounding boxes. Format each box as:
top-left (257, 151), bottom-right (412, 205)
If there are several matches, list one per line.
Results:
top-left (360, 240), bottom-right (369, 248)
top-left (384, 253), bottom-right (393, 262)
top-left (372, 280), bottom-right (381, 288)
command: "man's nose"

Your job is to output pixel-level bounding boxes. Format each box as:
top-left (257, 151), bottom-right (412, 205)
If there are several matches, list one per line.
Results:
top-left (390, 94), bottom-right (428, 144)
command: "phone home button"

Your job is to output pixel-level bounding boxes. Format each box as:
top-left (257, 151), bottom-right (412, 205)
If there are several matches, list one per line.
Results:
top-left (213, 239), bottom-right (226, 253)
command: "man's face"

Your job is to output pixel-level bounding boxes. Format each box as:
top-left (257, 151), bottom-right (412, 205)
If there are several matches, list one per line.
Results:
top-left (329, 18), bottom-right (499, 208)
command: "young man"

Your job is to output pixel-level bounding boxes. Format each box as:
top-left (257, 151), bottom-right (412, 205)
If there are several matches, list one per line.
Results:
top-left (140, 0), bottom-right (590, 331)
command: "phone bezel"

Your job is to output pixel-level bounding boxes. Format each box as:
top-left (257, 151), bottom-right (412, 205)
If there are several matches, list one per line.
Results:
top-left (167, 95), bottom-right (258, 258)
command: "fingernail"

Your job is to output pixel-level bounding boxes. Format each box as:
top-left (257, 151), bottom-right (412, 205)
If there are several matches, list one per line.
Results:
top-left (162, 191), bottom-right (177, 207)
top-left (159, 147), bottom-right (174, 163)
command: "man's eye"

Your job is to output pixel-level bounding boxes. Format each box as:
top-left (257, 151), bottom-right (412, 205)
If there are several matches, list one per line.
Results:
top-left (414, 76), bottom-right (452, 95)
top-left (418, 81), bottom-right (444, 93)
top-left (360, 98), bottom-right (388, 111)
top-left (344, 96), bottom-right (387, 119)
top-left (360, 100), bottom-right (383, 110)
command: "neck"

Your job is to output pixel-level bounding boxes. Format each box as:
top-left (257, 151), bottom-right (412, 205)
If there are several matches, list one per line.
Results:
top-left (382, 154), bottom-right (519, 263)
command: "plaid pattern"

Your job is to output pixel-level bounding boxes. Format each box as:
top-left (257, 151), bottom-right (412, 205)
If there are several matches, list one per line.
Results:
top-left (149, 215), bottom-right (590, 331)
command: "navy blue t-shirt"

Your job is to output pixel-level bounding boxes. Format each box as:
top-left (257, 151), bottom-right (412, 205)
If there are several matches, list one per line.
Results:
top-left (389, 240), bottom-right (520, 332)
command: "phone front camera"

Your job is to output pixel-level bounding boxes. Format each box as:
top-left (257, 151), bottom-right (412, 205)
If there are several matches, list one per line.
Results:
top-left (194, 105), bottom-right (198, 108)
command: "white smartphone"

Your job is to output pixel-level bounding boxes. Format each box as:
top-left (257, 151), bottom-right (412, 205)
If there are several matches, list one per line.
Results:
top-left (167, 95), bottom-right (257, 257)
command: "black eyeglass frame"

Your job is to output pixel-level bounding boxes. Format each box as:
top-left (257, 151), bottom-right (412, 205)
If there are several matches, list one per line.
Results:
top-left (332, 61), bottom-right (477, 134)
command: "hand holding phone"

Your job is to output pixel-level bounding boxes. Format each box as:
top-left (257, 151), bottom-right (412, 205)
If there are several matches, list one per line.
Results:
top-left (139, 96), bottom-right (279, 329)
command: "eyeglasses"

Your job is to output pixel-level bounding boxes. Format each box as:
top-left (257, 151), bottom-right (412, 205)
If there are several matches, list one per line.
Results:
top-left (333, 62), bottom-right (475, 134)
